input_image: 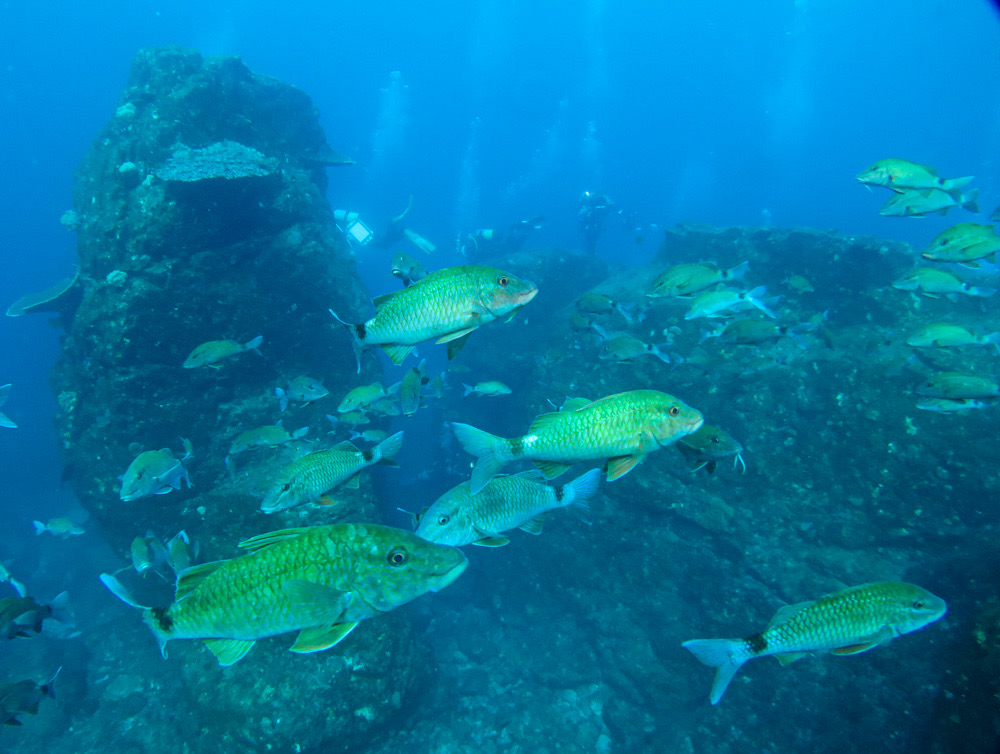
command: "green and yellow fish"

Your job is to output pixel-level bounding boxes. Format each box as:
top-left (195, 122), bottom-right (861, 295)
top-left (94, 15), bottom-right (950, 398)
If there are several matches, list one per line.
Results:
top-left (452, 389), bottom-right (703, 493)
top-left (415, 468), bottom-right (601, 547)
top-left (260, 432), bottom-right (403, 514)
top-left (856, 158), bottom-right (973, 198)
top-left (100, 524), bottom-right (467, 666)
top-left (228, 424), bottom-right (309, 455)
top-left (676, 424), bottom-right (745, 474)
top-left (891, 267), bottom-right (995, 298)
top-left (905, 322), bottom-right (1000, 351)
top-left (683, 581), bottom-right (947, 704)
top-left (332, 265), bottom-right (537, 370)
top-left (646, 261), bottom-right (748, 298)
top-left (915, 372), bottom-right (1000, 400)
top-left (920, 222), bottom-right (1000, 266)
top-left (182, 336), bottom-right (263, 369)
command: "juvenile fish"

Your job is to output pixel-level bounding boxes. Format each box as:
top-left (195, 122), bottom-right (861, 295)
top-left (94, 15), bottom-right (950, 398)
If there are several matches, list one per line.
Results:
top-left (463, 381), bottom-right (512, 397)
top-left (100, 524), bottom-right (467, 666)
top-left (332, 265), bottom-right (537, 370)
top-left (453, 389), bottom-right (703, 493)
top-left (182, 336), bottom-right (263, 369)
top-left (276, 376), bottom-right (328, 412)
top-left (228, 424), bottom-right (309, 455)
top-left (676, 425), bottom-right (745, 474)
top-left (647, 261), bottom-right (748, 298)
top-left (415, 468), bottom-right (601, 547)
top-left (260, 432), bottom-right (403, 514)
top-left (683, 581), bottom-right (947, 704)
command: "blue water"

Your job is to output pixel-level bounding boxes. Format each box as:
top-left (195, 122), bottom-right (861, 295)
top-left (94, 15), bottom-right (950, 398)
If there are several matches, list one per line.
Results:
top-left (1, 1), bottom-right (999, 751)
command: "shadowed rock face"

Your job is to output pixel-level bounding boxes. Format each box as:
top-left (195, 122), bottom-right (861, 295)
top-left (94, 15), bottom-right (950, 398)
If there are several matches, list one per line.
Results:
top-left (51, 47), bottom-right (376, 551)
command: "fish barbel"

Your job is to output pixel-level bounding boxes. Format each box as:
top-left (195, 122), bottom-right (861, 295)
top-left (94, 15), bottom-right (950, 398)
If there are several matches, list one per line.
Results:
top-left (453, 389), bottom-right (703, 493)
top-left (100, 524), bottom-right (467, 666)
top-left (683, 581), bottom-right (947, 704)
top-left (332, 265), bottom-right (537, 371)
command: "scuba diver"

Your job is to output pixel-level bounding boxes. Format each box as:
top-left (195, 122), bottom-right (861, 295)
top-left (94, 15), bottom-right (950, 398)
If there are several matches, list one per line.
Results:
top-left (577, 191), bottom-right (614, 254)
top-left (458, 216), bottom-right (547, 259)
top-left (333, 195), bottom-right (436, 254)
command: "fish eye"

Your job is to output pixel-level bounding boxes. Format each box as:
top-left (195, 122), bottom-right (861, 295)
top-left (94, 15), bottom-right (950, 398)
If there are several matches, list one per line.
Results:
top-left (437, 514), bottom-right (450, 525)
top-left (913, 600), bottom-right (924, 609)
top-left (281, 483), bottom-right (291, 492)
top-left (497, 276), bottom-right (509, 287)
top-left (668, 405), bottom-right (680, 417)
top-left (711, 436), bottom-right (720, 443)
top-left (387, 547), bottom-right (408, 566)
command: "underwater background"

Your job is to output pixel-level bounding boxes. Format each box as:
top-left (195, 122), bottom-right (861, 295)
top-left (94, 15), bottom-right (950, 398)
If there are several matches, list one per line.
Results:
top-left (1, 1), bottom-right (999, 752)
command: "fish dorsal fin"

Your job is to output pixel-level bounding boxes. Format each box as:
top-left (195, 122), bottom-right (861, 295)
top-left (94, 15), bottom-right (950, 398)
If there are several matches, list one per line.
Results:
top-left (527, 411), bottom-right (567, 435)
top-left (444, 331), bottom-right (474, 360)
top-left (382, 344), bottom-right (416, 365)
top-left (605, 455), bottom-right (641, 481)
top-left (290, 622), bottom-right (359, 654)
top-left (371, 292), bottom-right (396, 312)
top-left (533, 460), bottom-right (572, 479)
top-left (519, 514), bottom-right (547, 535)
top-left (767, 600), bottom-right (814, 628)
top-left (203, 638), bottom-right (256, 666)
top-left (472, 535), bottom-right (511, 547)
top-left (174, 560), bottom-right (228, 600)
top-left (331, 440), bottom-right (360, 452)
top-left (238, 527), bottom-right (312, 554)
top-left (511, 469), bottom-right (548, 483)
top-left (561, 397), bottom-right (592, 412)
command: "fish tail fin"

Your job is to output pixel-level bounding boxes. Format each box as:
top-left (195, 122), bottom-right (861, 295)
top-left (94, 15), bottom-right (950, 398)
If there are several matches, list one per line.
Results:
top-left (451, 422), bottom-right (509, 493)
top-left (682, 638), bottom-right (747, 705)
top-left (142, 610), bottom-right (171, 659)
top-left (745, 286), bottom-right (777, 318)
top-left (613, 302), bottom-right (635, 323)
top-left (243, 335), bottom-right (264, 353)
top-left (463, 383), bottom-right (474, 396)
top-left (291, 426), bottom-right (310, 440)
top-left (47, 591), bottom-right (72, 625)
top-left (329, 309), bottom-right (364, 374)
top-left (969, 286), bottom-right (996, 298)
top-left (651, 345), bottom-right (672, 364)
top-left (275, 387), bottom-right (288, 413)
top-left (41, 667), bottom-right (61, 700)
top-left (961, 187), bottom-right (979, 213)
top-left (32, 520), bottom-right (46, 536)
top-left (942, 175), bottom-right (974, 199)
top-left (560, 468), bottom-right (601, 522)
top-left (726, 260), bottom-right (750, 281)
top-left (373, 431), bottom-right (404, 462)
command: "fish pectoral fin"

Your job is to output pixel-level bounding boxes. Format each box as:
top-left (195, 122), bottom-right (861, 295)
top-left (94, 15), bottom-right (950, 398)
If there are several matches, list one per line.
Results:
top-left (174, 560), bottom-right (229, 600)
top-left (767, 601), bottom-right (815, 629)
top-left (436, 327), bottom-right (478, 345)
top-left (472, 536), bottom-right (511, 547)
top-left (774, 652), bottom-right (808, 666)
top-left (281, 579), bottom-right (347, 624)
top-left (533, 460), bottom-right (573, 479)
top-left (445, 332), bottom-right (474, 360)
top-left (238, 528), bottom-right (312, 554)
top-left (315, 495), bottom-right (339, 506)
top-left (290, 622), bottom-right (359, 654)
top-left (831, 642), bottom-right (879, 656)
top-left (605, 455), bottom-right (642, 481)
top-left (344, 472), bottom-right (361, 490)
top-left (519, 515), bottom-right (547, 535)
top-left (203, 638), bottom-right (256, 666)
top-left (382, 344), bottom-right (416, 365)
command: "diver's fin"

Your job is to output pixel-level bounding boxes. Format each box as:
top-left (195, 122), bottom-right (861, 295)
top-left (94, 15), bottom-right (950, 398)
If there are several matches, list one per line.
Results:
top-left (290, 622), bottom-right (359, 653)
top-left (203, 638), bottom-right (256, 666)
top-left (238, 528), bottom-right (311, 554)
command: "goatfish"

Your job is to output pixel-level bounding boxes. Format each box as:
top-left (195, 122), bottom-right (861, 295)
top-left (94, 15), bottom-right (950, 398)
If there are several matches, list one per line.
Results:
top-left (415, 468), bottom-right (601, 547)
top-left (915, 372), bottom-right (1000, 400)
top-left (0, 383), bottom-right (16, 429)
top-left (646, 261), bottom-right (749, 298)
top-left (228, 424), bottom-right (309, 455)
top-left (276, 376), bottom-right (328, 412)
top-left (32, 518), bottom-right (84, 538)
top-left (391, 251), bottom-right (428, 287)
top-left (99, 524), bottom-right (467, 666)
top-left (331, 265), bottom-right (537, 371)
top-left (905, 322), bottom-right (1000, 351)
top-left (878, 187), bottom-right (978, 217)
top-left (463, 381), bottom-right (512, 397)
top-left (182, 336), bottom-right (263, 369)
top-left (452, 389), bottom-right (703, 494)
top-left (685, 287), bottom-right (775, 320)
top-left (682, 581), bottom-right (947, 704)
top-left (0, 668), bottom-right (59, 726)
top-left (119, 443), bottom-right (192, 501)
top-left (921, 223), bottom-right (1000, 266)
top-left (856, 159), bottom-right (973, 199)
top-left (260, 432), bottom-right (403, 514)
top-left (676, 425), bottom-right (745, 474)
top-left (891, 267), bottom-right (995, 298)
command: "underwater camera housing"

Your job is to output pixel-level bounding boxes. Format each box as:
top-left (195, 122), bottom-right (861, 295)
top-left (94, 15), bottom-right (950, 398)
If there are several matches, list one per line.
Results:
top-left (334, 209), bottom-right (374, 247)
